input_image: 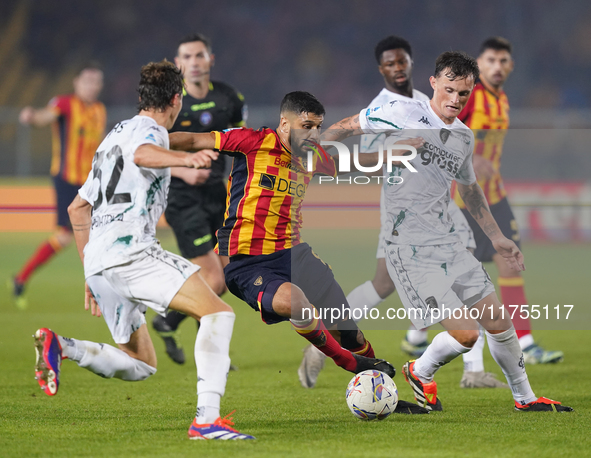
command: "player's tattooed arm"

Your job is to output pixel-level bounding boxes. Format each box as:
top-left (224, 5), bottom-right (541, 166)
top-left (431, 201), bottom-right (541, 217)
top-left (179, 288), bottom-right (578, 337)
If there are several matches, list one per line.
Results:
top-left (68, 194), bottom-right (92, 264)
top-left (321, 114), bottom-right (363, 143)
top-left (459, 181), bottom-right (526, 271)
top-left (457, 181), bottom-right (499, 235)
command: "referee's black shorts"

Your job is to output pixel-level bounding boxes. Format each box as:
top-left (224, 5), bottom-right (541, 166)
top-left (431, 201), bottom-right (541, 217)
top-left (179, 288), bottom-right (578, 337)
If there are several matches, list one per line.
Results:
top-left (165, 181), bottom-right (227, 259)
top-left (461, 197), bottom-right (521, 263)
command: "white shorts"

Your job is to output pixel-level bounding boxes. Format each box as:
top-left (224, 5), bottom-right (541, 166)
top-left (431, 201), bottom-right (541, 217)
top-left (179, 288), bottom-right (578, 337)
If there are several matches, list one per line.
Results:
top-left (87, 244), bottom-right (200, 344)
top-left (385, 242), bottom-right (495, 329)
top-left (376, 192), bottom-right (475, 258)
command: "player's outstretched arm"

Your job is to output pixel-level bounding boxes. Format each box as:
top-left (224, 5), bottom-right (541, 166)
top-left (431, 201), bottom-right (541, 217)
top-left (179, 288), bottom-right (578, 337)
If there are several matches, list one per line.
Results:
top-left (134, 143), bottom-right (218, 169)
top-left (321, 114), bottom-right (364, 143)
top-left (19, 106), bottom-right (57, 127)
top-left (168, 131), bottom-right (216, 152)
top-left (457, 181), bottom-right (525, 271)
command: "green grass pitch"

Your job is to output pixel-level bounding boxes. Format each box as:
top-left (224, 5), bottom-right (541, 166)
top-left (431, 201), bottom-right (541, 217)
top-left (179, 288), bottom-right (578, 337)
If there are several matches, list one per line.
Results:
top-left (0, 228), bottom-right (589, 457)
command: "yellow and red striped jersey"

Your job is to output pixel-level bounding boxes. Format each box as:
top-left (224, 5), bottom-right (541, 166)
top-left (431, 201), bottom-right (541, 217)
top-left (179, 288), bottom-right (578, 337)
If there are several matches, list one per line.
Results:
top-left (49, 94), bottom-right (106, 186)
top-left (214, 127), bottom-right (336, 256)
top-left (453, 79), bottom-right (509, 207)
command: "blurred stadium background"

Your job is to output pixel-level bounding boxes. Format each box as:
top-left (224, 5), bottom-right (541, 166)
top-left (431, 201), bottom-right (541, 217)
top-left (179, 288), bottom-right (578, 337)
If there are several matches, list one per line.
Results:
top-left (1, 0), bottom-right (590, 239)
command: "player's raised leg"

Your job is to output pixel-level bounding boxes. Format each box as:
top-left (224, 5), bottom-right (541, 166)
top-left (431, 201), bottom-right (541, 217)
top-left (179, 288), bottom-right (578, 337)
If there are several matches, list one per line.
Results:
top-left (273, 282), bottom-right (394, 377)
top-left (299, 258), bottom-right (395, 388)
top-left (403, 324), bottom-right (478, 412)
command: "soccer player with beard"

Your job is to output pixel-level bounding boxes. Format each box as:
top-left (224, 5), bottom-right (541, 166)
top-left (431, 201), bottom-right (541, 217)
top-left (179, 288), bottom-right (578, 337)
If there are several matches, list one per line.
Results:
top-left (167, 92), bottom-right (394, 374)
top-left (167, 92), bottom-right (429, 414)
top-left (452, 37), bottom-right (563, 369)
top-left (321, 51), bottom-right (572, 413)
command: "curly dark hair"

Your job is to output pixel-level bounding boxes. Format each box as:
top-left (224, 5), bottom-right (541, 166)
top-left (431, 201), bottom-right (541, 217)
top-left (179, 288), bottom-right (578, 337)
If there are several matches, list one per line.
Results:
top-left (137, 60), bottom-right (184, 112)
top-left (434, 51), bottom-right (479, 82)
top-left (374, 35), bottom-right (412, 64)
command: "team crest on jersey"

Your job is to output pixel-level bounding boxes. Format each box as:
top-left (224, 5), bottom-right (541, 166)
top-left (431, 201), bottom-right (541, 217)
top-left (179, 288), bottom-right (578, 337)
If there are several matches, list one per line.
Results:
top-left (425, 296), bottom-right (438, 310)
top-left (439, 129), bottom-right (451, 144)
top-left (254, 276), bottom-right (263, 286)
top-left (200, 111), bottom-right (212, 126)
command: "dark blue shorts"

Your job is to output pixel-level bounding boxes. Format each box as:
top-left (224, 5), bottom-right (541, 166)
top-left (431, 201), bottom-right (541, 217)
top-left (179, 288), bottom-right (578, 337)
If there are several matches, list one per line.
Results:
top-left (53, 175), bottom-right (80, 229)
top-left (462, 197), bottom-right (521, 263)
top-left (224, 242), bottom-right (350, 326)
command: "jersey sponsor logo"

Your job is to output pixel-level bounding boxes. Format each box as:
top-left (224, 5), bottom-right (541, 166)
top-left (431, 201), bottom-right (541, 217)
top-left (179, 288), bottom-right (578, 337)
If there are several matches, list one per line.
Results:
top-left (418, 116), bottom-right (431, 126)
top-left (273, 156), bottom-right (303, 172)
top-left (190, 101), bottom-right (216, 111)
top-left (259, 173), bottom-right (276, 190)
top-left (200, 111), bottom-right (212, 126)
top-left (418, 141), bottom-right (462, 174)
top-left (91, 212), bottom-right (124, 228)
top-left (254, 276), bottom-right (263, 286)
top-left (145, 133), bottom-right (157, 143)
top-left (258, 173), bottom-right (305, 197)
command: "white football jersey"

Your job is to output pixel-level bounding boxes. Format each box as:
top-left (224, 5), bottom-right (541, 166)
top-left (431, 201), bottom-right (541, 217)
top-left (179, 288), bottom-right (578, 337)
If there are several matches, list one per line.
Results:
top-left (359, 99), bottom-right (476, 246)
top-left (360, 88), bottom-right (429, 153)
top-left (79, 115), bottom-right (171, 277)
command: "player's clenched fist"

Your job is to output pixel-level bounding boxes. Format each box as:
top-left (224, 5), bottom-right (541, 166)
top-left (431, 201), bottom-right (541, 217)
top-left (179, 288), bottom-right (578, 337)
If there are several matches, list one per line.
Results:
top-left (185, 149), bottom-right (219, 169)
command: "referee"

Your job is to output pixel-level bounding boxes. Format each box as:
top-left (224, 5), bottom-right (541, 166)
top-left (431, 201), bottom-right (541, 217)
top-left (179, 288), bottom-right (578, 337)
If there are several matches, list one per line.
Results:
top-left (153, 34), bottom-right (246, 364)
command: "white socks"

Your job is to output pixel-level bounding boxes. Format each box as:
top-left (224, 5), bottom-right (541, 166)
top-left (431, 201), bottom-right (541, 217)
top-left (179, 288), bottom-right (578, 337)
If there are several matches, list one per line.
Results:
top-left (195, 311), bottom-right (235, 424)
top-left (413, 332), bottom-right (472, 382)
top-left (462, 327), bottom-right (485, 372)
top-left (486, 328), bottom-right (536, 405)
top-left (406, 326), bottom-right (429, 345)
top-left (58, 336), bottom-right (156, 381)
top-left (57, 310), bottom-right (236, 425)
top-left (346, 281), bottom-right (383, 323)
top-left (518, 333), bottom-right (534, 350)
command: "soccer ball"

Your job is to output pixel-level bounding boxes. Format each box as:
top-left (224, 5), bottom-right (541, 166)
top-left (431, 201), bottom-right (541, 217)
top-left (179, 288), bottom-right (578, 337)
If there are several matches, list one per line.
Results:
top-left (345, 370), bottom-right (398, 420)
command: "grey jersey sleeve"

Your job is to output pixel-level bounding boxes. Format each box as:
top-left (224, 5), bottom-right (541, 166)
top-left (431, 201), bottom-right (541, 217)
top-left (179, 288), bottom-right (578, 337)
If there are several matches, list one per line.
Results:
top-left (454, 131), bottom-right (477, 185)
